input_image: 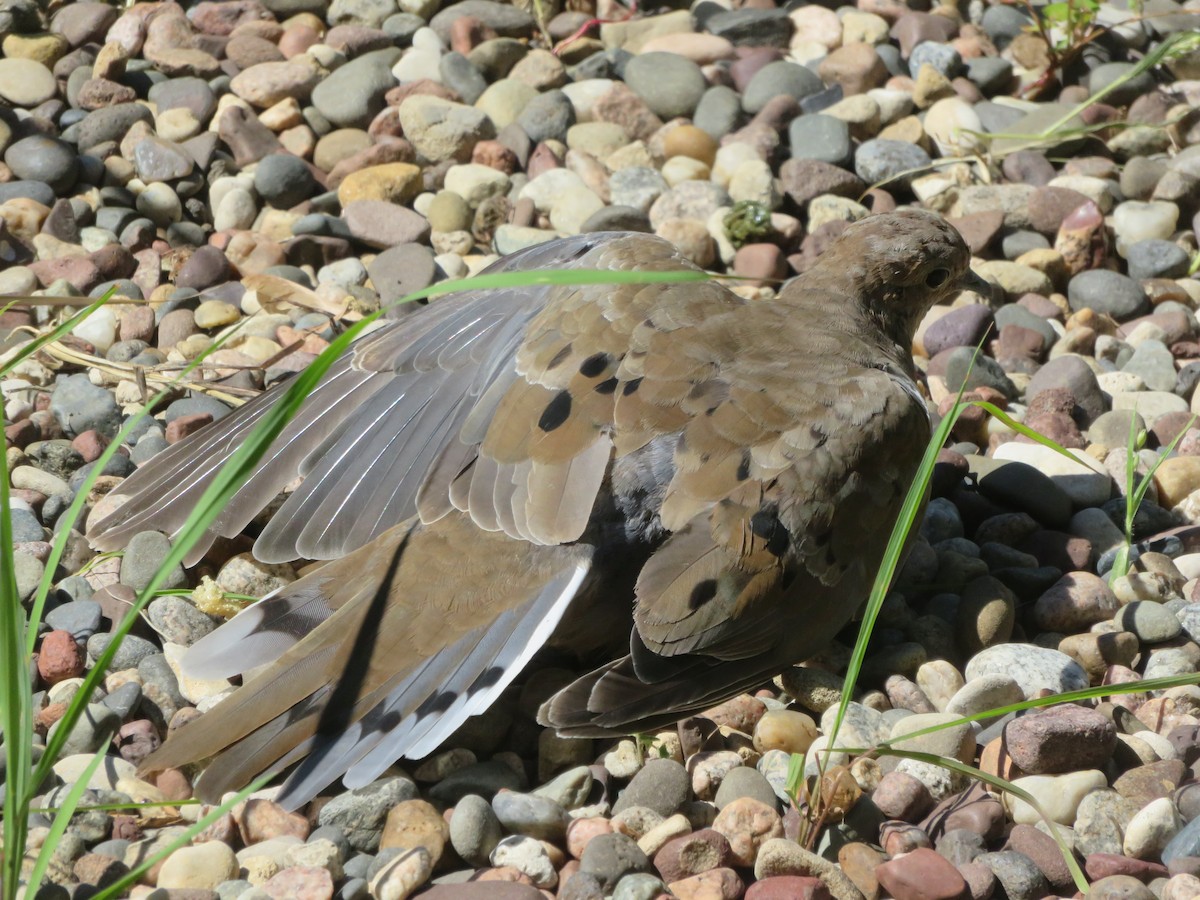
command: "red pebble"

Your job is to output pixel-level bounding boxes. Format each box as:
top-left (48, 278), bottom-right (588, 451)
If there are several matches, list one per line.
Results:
top-left (37, 630), bottom-right (86, 685)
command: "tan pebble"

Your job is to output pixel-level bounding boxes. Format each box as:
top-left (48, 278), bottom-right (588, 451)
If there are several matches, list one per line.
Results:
top-left (155, 841), bottom-right (239, 890)
top-left (752, 710), bottom-right (817, 755)
top-left (710, 797), bottom-right (783, 867)
top-left (662, 125), bottom-right (718, 166)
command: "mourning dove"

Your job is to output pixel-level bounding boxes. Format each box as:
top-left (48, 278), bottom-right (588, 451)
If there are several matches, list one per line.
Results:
top-left (88, 208), bottom-right (984, 807)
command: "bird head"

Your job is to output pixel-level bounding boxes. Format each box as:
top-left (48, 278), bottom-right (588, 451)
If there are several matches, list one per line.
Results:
top-left (792, 208), bottom-right (989, 349)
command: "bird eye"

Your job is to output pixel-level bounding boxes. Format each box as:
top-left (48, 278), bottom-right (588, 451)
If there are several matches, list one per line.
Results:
top-left (925, 268), bottom-right (950, 288)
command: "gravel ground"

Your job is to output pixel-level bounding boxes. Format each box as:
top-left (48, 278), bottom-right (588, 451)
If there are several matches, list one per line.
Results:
top-left (3, 0), bottom-right (1200, 896)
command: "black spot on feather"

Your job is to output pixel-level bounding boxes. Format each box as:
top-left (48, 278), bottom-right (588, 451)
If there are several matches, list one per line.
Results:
top-left (538, 390), bottom-right (572, 432)
top-left (579, 352), bottom-right (610, 377)
top-left (736, 452), bottom-right (751, 482)
top-left (688, 579), bottom-right (718, 610)
top-left (622, 377), bottom-right (643, 396)
top-left (595, 377), bottom-right (618, 395)
top-left (750, 508), bottom-right (790, 557)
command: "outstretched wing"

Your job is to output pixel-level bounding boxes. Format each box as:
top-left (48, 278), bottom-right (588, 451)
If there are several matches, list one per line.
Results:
top-left (87, 233), bottom-right (724, 563)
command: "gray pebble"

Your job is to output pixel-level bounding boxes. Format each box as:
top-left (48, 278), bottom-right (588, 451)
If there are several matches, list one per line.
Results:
top-left (311, 48), bottom-right (404, 128)
top-left (319, 776), bottom-right (419, 853)
top-left (1117, 600), bottom-right (1182, 643)
top-left (1068, 269), bottom-right (1149, 320)
top-left (975, 850), bottom-right (1048, 900)
top-left (13, 552), bottom-right (43, 603)
top-left (1087, 61), bottom-right (1155, 106)
top-left (789, 114), bottom-right (852, 167)
top-left (149, 77), bottom-right (217, 124)
top-left (87, 632), bottom-right (158, 669)
top-left (146, 596), bottom-right (217, 646)
top-left (1026, 355), bottom-right (1108, 424)
top-left (579, 833), bottom-right (651, 892)
top-left (165, 395), bottom-right (233, 423)
top-left (516, 89), bottom-right (575, 144)
top-left (980, 4), bottom-right (1032, 47)
top-left (50, 374), bottom-right (122, 439)
top-left (255, 153), bottom-right (320, 209)
top-left (742, 60), bottom-right (822, 114)
top-left (119, 531), bottom-right (186, 592)
top-left (5, 135), bottom-right (77, 192)
top-left (705, 8), bottom-right (793, 47)
top-left (439, 52), bottom-right (488, 105)
top-left (713, 766), bottom-right (778, 810)
top-left (368, 243), bottom-right (437, 307)
top-left (964, 643), bottom-right (1089, 696)
top-left (1122, 339), bottom-right (1177, 392)
top-left (492, 791), bottom-right (568, 841)
top-left (623, 52), bottom-right (706, 119)
top-left (49, 702), bottom-right (120, 755)
top-left (131, 433), bottom-right (170, 465)
top-left (450, 793), bottom-right (502, 866)
top-left (964, 56), bottom-right (1014, 94)
top-left (1001, 230), bottom-right (1050, 259)
top-left (45, 600), bottom-right (103, 640)
top-left (909, 41), bottom-right (962, 78)
top-left (612, 758), bottom-right (689, 817)
top-left (9, 506), bottom-right (44, 543)
top-left (693, 85), bottom-right (742, 139)
top-left (101, 681), bottom-right (143, 719)
top-left (0, 181), bottom-right (56, 206)
top-left (1125, 238), bottom-right (1190, 280)
top-left (429, 759), bottom-right (526, 804)
top-left (855, 138), bottom-right (932, 188)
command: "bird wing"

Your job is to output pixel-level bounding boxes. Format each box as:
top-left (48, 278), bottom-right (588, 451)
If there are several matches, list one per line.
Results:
top-left (86, 232), bottom-right (714, 564)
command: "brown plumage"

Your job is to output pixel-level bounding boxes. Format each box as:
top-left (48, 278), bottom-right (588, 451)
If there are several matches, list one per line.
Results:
top-left (87, 209), bottom-right (983, 807)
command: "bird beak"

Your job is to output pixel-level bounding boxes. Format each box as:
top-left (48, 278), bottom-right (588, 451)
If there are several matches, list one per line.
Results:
top-left (959, 269), bottom-right (993, 298)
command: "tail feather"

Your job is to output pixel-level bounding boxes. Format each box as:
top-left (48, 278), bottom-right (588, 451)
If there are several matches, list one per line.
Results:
top-left (538, 655), bottom-right (776, 738)
top-left (139, 514), bottom-right (593, 807)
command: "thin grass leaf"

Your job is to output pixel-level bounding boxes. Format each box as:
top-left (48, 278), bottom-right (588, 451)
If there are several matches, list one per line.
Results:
top-left (969, 29), bottom-right (1200, 156)
top-left (866, 672), bottom-right (1200, 748)
top-left (1112, 413), bottom-right (1196, 580)
top-left (24, 746), bottom-right (110, 898)
top-left (872, 748), bottom-right (1089, 894)
top-left (31, 799), bottom-right (200, 815)
top-left (0, 290), bottom-right (114, 379)
top-left (789, 336), bottom-right (995, 843)
top-left (970, 400), bottom-right (1079, 460)
top-left (0, 399), bottom-right (33, 900)
top-left (89, 775), bottom-right (271, 900)
top-left (25, 319), bottom-right (253, 655)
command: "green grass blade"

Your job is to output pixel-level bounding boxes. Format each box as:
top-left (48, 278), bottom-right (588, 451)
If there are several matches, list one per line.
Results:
top-left (812, 395), bottom-right (969, 762)
top-left (866, 672), bottom-right (1200, 748)
top-left (0, 404), bottom-right (32, 900)
top-left (969, 401), bottom-right (1078, 460)
top-left (89, 775), bottom-right (270, 900)
top-left (873, 748), bottom-right (1088, 894)
top-left (23, 746), bottom-right (109, 897)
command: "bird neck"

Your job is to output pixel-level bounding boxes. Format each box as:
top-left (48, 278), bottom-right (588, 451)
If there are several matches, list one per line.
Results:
top-left (779, 269), bottom-right (920, 374)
